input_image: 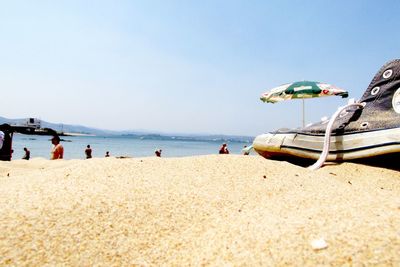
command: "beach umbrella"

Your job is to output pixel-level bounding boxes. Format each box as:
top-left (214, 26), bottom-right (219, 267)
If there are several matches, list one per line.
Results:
top-left (260, 81), bottom-right (348, 126)
top-left (261, 81), bottom-right (348, 103)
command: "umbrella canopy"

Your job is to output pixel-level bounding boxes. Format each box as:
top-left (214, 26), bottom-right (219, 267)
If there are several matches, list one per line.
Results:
top-left (260, 81), bottom-right (348, 103)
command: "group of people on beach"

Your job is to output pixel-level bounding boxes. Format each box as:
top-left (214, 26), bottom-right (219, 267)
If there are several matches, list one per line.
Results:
top-left (21, 136), bottom-right (65, 160)
top-left (17, 136), bottom-right (63, 160)
top-left (20, 136), bottom-right (65, 160)
top-left (219, 143), bottom-right (250, 155)
top-left (19, 137), bottom-right (249, 160)
top-left (85, 144), bottom-right (110, 159)
top-left (22, 137), bottom-right (111, 160)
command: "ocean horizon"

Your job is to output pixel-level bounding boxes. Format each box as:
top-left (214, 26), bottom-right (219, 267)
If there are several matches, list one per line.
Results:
top-left (11, 133), bottom-right (254, 160)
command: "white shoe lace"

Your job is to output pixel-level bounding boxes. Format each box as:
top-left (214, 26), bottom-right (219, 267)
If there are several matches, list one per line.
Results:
top-left (308, 102), bottom-right (366, 170)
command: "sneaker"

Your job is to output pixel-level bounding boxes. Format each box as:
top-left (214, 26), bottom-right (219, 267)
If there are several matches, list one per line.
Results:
top-left (253, 59), bottom-right (400, 167)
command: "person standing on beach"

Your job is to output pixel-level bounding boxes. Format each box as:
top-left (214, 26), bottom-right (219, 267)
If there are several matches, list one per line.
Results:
top-left (0, 126), bottom-right (13, 161)
top-left (85, 145), bottom-right (92, 159)
top-left (22, 147), bottom-right (30, 160)
top-left (50, 135), bottom-right (64, 160)
top-left (105, 151), bottom-right (110, 157)
top-left (155, 149), bottom-right (162, 157)
top-left (0, 131), bottom-right (4, 150)
top-left (219, 143), bottom-right (229, 154)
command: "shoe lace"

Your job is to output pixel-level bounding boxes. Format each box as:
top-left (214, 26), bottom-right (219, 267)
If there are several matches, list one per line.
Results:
top-left (308, 102), bottom-right (366, 170)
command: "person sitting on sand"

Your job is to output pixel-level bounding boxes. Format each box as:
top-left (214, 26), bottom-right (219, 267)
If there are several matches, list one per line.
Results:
top-left (105, 151), bottom-right (110, 157)
top-left (155, 149), bottom-right (162, 157)
top-left (22, 147), bottom-right (30, 160)
top-left (243, 145), bottom-right (250, 156)
top-left (85, 145), bottom-right (92, 159)
top-left (50, 135), bottom-right (64, 160)
top-left (219, 143), bottom-right (229, 154)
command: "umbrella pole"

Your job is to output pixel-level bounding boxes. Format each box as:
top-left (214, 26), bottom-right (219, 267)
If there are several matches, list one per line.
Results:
top-left (302, 99), bottom-right (305, 127)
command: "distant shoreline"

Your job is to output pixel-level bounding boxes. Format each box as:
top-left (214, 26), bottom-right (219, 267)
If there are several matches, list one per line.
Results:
top-left (63, 132), bottom-right (96, 137)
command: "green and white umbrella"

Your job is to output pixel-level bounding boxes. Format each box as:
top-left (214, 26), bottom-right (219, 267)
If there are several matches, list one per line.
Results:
top-left (261, 81), bottom-right (349, 127)
top-left (260, 81), bottom-right (348, 103)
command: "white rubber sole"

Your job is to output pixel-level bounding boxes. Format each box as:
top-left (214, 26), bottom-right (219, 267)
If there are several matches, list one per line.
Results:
top-left (253, 127), bottom-right (400, 161)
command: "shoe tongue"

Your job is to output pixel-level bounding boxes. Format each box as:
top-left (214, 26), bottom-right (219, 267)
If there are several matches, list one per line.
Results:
top-left (359, 59), bottom-right (400, 104)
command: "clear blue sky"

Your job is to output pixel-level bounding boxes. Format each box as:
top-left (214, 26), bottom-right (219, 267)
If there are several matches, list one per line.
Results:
top-left (1, 0), bottom-right (399, 136)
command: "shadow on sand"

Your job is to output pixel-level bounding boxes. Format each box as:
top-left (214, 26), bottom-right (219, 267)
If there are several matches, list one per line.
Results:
top-left (265, 154), bottom-right (400, 172)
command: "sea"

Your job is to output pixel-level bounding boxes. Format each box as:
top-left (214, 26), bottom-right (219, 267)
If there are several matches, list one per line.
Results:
top-left (11, 134), bottom-right (254, 160)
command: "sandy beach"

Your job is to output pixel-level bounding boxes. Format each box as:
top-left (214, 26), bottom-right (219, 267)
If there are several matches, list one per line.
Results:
top-left (0, 155), bottom-right (399, 266)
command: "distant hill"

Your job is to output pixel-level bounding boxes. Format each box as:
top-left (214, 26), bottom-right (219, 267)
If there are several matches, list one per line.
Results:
top-left (119, 133), bottom-right (253, 143)
top-left (0, 116), bottom-right (254, 143)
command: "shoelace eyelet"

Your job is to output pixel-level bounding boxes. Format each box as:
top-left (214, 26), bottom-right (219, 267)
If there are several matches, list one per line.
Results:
top-left (383, 69), bottom-right (393, 79)
top-left (371, 87), bottom-right (380, 95)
